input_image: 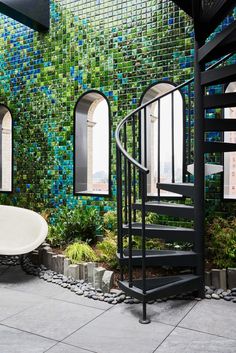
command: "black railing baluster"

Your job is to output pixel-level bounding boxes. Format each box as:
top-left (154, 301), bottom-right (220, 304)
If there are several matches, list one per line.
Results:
top-left (188, 83), bottom-right (191, 182)
top-left (144, 107), bottom-right (147, 168)
top-left (124, 123), bottom-right (128, 224)
top-left (132, 114), bottom-right (137, 221)
top-left (157, 100), bottom-right (161, 199)
top-left (128, 161), bottom-right (133, 287)
top-left (171, 92), bottom-right (175, 183)
top-left (116, 146), bottom-right (124, 281)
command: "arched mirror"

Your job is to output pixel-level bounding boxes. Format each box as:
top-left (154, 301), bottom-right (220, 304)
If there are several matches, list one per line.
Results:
top-left (141, 82), bottom-right (184, 197)
top-left (0, 104), bottom-right (13, 192)
top-left (74, 91), bottom-right (110, 196)
top-left (224, 82), bottom-right (236, 199)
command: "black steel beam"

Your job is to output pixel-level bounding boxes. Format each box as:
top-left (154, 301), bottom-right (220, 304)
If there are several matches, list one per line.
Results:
top-left (201, 64), bottom-right (236, 86)
top-left (0, 0), bottom-right (49, 32)
top-left (204, 119), bottom-right (236, 132)
top-left (204, 93), bottom-right (236, 109)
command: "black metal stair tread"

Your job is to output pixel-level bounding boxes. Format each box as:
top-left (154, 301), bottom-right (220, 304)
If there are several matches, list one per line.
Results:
top-left (203, 93), bottom-right (236, 109)
top-left (201, 63), bottom-right (236, 86)
top-left (133, 201), bottom-right (194, 219)
top-left (204, 119), bottom-right (236, 132)
top-left (156, 182), bottom-right (194, 198)
top-left (118, 249), bottom-right (196, 259)
top-left (122, 223), bottom-right (195, 242)
top-left (118, 249), bottom-right (197, 267)
top-left (204, 142), bottom-right (236, 153)
top-left (199, 20), bottom-right (236, 63)
top-left (119, 274), bottom-right (200, 301)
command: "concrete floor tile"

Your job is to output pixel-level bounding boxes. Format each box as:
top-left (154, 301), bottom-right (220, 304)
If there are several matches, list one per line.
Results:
top-left (3, 298), bottom-right (103, 341)
top-left (155, 327), bottom-right (236, 353)
top-left (0, 325), bottom-right (55, 353)
top-left (0, 287), bottom-right (45, 321)
top-left (46, 342), bottom-right (96, 353)
top-left (180, 299), bottom-right (236, 340)
top-left (64, 303), bottom-right (173, 353)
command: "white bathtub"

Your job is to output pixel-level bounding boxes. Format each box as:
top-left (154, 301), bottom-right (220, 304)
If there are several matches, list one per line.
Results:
top-left (0, 205), bottom-right (48, 255)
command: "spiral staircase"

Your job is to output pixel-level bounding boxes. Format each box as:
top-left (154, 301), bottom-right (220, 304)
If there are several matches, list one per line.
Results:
top-left (115, 0), bottom-right (236, 324)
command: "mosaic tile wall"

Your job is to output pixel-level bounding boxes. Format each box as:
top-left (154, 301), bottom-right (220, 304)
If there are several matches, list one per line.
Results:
top-left (0, 0), bottom-right (235, 217)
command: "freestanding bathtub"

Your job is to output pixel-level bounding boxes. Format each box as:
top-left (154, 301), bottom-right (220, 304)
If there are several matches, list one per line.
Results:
top-left (0, 205), bottom-right (48, 255)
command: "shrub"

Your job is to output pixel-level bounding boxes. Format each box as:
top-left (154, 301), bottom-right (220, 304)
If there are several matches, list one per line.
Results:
top-left (103, 211), bottom-right (117, 234)
top-left (96, 234), bottom-right (118, 269)
top-left (65, 242), bottom-right (97, 264)
top-left (206, 217), bottom-right (236, 268)
top-left (62, 206), bottom-right (101, 244)
top-left (47, 224), bottom-right (66, 248)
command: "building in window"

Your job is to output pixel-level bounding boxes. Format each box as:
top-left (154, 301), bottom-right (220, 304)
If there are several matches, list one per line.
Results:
top-left (0, 104), bottom-right (12, 192)
top-left (140, 82), bottom-right (184, 197)
top-left (74, 91), bottom-right (110, 195)
top-left (224, 82), bottom-right (236, 199)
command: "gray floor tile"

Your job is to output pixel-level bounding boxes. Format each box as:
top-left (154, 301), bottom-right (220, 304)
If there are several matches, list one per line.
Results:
top-left (46, 342), bottom-right (95, 353)
top-left (124, 300), bottom-right (196, 326)
top-left (3, 298), bottom-right (103, 341)
top-left (0, 287), bottom-right (45, 321)
top-left (54, 290), bottom-right (111, 311)
top-left (180, 300), bottom-right (236, 340)
top-left (0, 266), bottom-right (68, 298)
top-left (64, 303), bottom-right (173, 353)
top-left (0, 325), bottom-right (55, 353)
top-left (155, 327), bottom-right (236, 353)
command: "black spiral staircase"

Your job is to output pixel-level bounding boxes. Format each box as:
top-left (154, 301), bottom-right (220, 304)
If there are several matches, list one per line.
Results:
top-left (115, 0), bottom-right (236, 324)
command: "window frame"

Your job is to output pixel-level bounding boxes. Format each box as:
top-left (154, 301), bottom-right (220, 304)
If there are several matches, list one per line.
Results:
top-left (0, 104), bottom-right (13, 194)
top-left (73, 90), bottom-right (112, 197)
top-left (139, 81), bottom-right (186, 200)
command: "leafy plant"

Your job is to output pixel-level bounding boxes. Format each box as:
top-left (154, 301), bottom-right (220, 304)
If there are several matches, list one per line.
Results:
top-left (47, 224), bottom-right (66, 248)
top-left (61, 206), bottom-right (101, 244)
top-left (103, 211), bottom-right (117, 234)
top-left (65, 242), bottom-right (97, 264)
top-left (206, 217), bottom-right (236, 268)
top-left (96, 235), bottom-right (118, 269)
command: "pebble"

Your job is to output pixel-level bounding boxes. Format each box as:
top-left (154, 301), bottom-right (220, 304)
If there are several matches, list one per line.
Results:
top-left (212, 293), bottom-right (220, 300)
top-left (205, 294), bottom-right (211, 299)
top-left (224, 296), bottom-right (233, 301)
top-left (76, 290), bottom-right (84, 295)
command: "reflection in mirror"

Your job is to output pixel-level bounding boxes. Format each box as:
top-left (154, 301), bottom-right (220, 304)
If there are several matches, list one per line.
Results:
top-left (224, 82), bottom-right (236, 199)
top-left (141, 83), bottom-right (184, 197)
top-left (74, 91), bottom-right (110, 195)
top-left (0, 105), bottom-right (12, 192)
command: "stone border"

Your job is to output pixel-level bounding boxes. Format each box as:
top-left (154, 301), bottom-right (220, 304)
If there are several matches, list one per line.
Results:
top-left (29, 243), bottom-right (115, 293)
top-left (205, 268), bottom-right (236, 290)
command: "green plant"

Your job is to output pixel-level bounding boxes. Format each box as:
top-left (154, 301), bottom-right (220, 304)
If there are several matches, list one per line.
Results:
top-left (62, 206), bottom-right (101, 244)
top-left (65, 242), bottom-right (97, 264)
top-left (96, 237), bottom-right (118, 269)
top-left (206, 217), bottom-right (236, 268)
top-left (103, 211), bottom-right (117, 234)
top-left (47, 224), bottom-right (66, 248)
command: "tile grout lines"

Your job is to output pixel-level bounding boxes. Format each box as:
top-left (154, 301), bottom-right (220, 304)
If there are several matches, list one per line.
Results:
top-left (152, 300), bottom-right (199, 353)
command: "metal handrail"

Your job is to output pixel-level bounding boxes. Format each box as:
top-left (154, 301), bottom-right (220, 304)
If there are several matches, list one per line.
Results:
top-left (115, 53), bottom-right (233, 173)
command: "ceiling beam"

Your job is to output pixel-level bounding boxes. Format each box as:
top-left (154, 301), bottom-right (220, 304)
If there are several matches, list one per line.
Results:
top-left (0, 0), bottom-right (49, 32)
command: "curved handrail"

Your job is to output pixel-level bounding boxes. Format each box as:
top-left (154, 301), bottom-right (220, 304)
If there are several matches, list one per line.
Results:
top-left (115, 53), bottom-right (234, 173)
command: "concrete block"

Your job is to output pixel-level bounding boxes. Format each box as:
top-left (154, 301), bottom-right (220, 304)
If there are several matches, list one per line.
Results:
top-left (51, 255), bottom-right (58, 272)
top-left (102, 270), bottom-right (114, 293)
top-left (29, 250), bottom-right (40, 266)
top-left (57, 254), bottom-right (65, 274)
top-left (64, 258), bottom-right (71, 276)
top-left (87, 262), bottom-right (97, 283)
top-left (79, 263), bottom-right (88, 281)
top-left (204, 271), bottom-right (212, 287)
top-left (67, 264), bottom-right (80, 280)
top-left (227, 268), bottom-right (236, 289)
top-left (94, 267), bottom-right (106, 289)
top-left (212, 269), bottom-right (227, 290)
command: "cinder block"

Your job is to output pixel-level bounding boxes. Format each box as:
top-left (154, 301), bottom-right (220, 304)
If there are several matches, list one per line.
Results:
top-left (204, 271), bottom-right (212, 287)
top-left (79, 263), bottom-right (88, 281)
top-left (87, 262), bottom-right (97, 283)
top-left (228, 268), bottom-right (236, 289)
top-left (94, 267), bottom-right (106, 289)
top-left (102, 270), bottom-right (114, 293)
top-left (212, 269), bottom-right (227, 290)
top-left (67, 264), bottom-right (80, 280)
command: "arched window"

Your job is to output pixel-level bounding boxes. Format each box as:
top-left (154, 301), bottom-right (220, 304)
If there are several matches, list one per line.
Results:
top-left (224, 82), bottom-right (236, 199)
top-left (0, 105), bottom-right (13, 192)
top-left (74, 91), bottom-right (110, 195)
top-left (140, 82), bottom-right (184, 197)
